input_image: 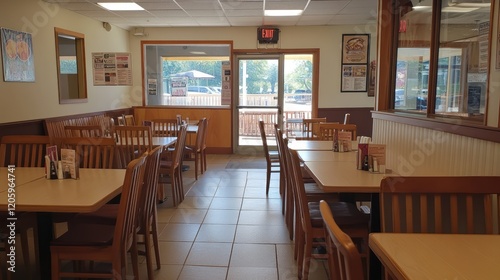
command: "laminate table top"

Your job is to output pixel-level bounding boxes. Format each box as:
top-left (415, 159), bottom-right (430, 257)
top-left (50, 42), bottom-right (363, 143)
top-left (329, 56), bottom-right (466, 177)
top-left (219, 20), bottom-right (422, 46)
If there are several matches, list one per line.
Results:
top-left (369, 233), bottom-right (500, 280)
top-left (0, 168), bottom-right (126, 213)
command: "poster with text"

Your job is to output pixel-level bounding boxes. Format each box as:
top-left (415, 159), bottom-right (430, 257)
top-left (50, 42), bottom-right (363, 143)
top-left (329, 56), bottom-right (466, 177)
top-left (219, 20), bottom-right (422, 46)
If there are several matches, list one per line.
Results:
top-left (341, 65), bottom-right (367, 92)
top-left (92, 52), bottom-right (132, 85)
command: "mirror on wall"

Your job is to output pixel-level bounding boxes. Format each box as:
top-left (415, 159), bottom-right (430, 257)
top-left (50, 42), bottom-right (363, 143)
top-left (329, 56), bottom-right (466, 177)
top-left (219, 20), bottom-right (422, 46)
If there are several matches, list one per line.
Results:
top-left (55, 27), bottom-right (87, 104)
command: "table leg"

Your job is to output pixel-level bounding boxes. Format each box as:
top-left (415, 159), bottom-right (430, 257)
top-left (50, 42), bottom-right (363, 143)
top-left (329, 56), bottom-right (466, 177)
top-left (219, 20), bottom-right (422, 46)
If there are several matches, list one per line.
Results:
top-left (369, 193), bottom-right (381, 280)
top-left (37, 212), bottom-right (53, 279)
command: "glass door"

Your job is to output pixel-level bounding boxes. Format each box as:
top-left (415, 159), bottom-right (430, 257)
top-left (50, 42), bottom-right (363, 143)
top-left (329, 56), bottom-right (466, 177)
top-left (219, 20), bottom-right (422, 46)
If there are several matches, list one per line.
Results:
top-left (235, 55), bottom-right (283, 153)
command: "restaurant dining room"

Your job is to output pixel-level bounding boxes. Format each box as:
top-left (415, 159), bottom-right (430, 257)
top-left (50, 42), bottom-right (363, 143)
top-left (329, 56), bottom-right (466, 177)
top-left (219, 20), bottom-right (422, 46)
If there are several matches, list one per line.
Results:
top-left (1, 0), bottom-right (500, 279)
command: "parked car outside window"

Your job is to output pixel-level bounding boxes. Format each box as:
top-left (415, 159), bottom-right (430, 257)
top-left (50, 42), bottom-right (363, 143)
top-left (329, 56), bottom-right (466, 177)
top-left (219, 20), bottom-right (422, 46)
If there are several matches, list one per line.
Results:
top-left (187, 86), bottom-right (218, 94)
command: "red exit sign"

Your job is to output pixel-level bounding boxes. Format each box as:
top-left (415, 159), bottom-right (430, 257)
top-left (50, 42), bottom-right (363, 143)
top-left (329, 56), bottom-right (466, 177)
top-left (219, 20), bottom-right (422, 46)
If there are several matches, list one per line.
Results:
top-left (257, 27), bottom-right (279, 43)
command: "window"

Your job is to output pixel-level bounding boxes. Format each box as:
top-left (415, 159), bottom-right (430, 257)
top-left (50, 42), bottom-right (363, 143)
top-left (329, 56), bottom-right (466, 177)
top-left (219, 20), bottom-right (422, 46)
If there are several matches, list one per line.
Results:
top-left (142, 42), bottom-right (231, 107)
top-left (55, 28), bottom-right (87, 104)
top-left (392, 0), bottom-right (491, 122)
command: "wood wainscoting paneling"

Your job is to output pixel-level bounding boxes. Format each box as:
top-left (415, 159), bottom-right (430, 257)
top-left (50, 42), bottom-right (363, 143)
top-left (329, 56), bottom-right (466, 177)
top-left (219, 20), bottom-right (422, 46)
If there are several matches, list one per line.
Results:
top-left (318, 107), bottom-right (374, 138)
top-left (0, 108), bottom-right (132, 138)
top-left (133, 106), bottom-right (232, 154)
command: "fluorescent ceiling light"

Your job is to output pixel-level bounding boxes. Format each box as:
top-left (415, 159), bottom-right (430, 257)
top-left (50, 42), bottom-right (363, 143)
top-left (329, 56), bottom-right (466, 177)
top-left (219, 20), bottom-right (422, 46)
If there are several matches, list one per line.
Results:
top-left (442, 6), bottom-right (479, 12)
top-left (264, 10), bottom-right (303, 16)
top-left (190, 51), bottom-right (207, 55)
top-left (413, 5), bottom-right (431, 10)
top-left (97, 2), bottom-right (144, 11)
top-left (454, 2), bottom-right (490, 7)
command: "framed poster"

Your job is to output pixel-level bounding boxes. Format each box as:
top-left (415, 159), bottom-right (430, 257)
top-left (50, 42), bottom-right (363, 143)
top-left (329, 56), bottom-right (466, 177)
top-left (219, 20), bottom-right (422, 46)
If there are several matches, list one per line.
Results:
top-left (342, 34), bottom-right (369, 64)
top-left (341, 64), bottom-right (367, 92)
top-left (1, 28), bottom-right (35, 82)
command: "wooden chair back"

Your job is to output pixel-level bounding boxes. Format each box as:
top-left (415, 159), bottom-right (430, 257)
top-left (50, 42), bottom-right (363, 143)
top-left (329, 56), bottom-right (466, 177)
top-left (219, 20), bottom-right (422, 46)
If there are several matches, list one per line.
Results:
top-left (258, 120), bottom-right (273, 163)
top-left (320, 200), bottom-right (365, 280)
top-left (117, 114), bottom-right (136, 126)
top-left (299, 118), bottom-right (327, 140)
top-left (318, 123), bottom-right (357, 141)
top-left (114, 126), bottom-right (152, 168)
top-left (64, 125), bottom-right (103, 137)
top-left (0, 135), bottom-right (51, 167)
top-left (380, 176), bottom-right (500, 234)
top-left (113, 154), bottom-right (147, 272)
top-left (55, 137), bottom-right (116, 169)
top-left (151, 119), bottom-right (178, 137)
top-left (139, 145), bottom-right (162, 229)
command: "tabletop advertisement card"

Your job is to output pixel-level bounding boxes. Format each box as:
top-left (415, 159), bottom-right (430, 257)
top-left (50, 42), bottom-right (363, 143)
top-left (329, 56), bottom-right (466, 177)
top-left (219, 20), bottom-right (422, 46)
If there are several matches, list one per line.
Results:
top-left (333, 131), bottom-right (352, 152)
top-left (61, 148), bottom-right (79, 179)
top-left (368, 144), bottom-right (386, 173)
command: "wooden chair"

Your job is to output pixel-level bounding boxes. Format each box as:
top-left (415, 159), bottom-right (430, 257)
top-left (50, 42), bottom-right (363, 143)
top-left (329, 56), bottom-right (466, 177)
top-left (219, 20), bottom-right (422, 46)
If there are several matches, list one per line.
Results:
top-left (159, 125), bottom-right (188, 206)
top-left (258, 120), bottom-right (280, 195)
top-left (0, 135), bottom-right (51, 279)
top-left (50, 154), bottom-right (148, 279)
top-left (67, 146), bottom-right (164, 280)
top-left (288, 148), bottom-right (369, 280)
top-left (151, 118), bottom-right (178, 137)
top-left (114, 125), bottom-right (152, 168)
top-left (64, 125), bottom-right (103, 137)
top-left (380, 176), bottom-right (500, 234)
top-left (55, 137), bottom-right (116, 169)
top-left (318, 123), bottom-right (357, 141)
top-left (297, 117), bottom-right (327, 140)
top-left (320, 200), bottom-right (365, 280)
top-left (183, 118), bottom-right (206, 180)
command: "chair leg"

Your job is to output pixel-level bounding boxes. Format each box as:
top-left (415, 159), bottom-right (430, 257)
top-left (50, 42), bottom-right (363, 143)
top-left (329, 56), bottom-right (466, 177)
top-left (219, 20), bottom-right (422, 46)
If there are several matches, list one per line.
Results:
top-left (143, 222), bottom-right (154, 280)
top-left (152, 211), bottom-right (161, 270)
top-left (131, 236), bottom-right (140, 280)
top-left (194, 153), bottom-right (199, 180)
top-left (266, 165), bottom-right (271, 195)
top-left (302, 236), bottom-right (313, 280)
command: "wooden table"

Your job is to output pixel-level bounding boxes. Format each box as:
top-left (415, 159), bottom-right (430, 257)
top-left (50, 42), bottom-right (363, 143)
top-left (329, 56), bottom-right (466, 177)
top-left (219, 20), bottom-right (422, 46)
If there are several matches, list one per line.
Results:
top-left (0, 167), bottom-right (46, 192)
top-left (0, 167), bottom-right (126, 279)
top-left (297, 150), bottom-right (356, 162)
top-left (369, 233), bottom-right (500, 280)
top-left (288, 140), bottom-right (334, 151)
top-left (303, 161), bottom-right (387, 193)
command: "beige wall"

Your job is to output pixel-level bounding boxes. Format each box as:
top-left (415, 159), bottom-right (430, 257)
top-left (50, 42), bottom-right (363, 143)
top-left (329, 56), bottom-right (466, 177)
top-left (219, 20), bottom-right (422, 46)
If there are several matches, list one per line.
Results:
top-left (0, 0), bottom-right (130, 123)
top-left (129, 25), bottom-right (379, 109)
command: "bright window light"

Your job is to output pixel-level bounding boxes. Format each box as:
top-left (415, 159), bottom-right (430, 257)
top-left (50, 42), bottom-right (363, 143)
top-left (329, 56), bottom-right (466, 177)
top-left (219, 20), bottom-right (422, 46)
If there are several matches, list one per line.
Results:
top-left (442, 6), bottom-right (479, 12)
top-left (97, 2), bottom-right (144, 11)
top-left (264, 10), bottom-right (303, 16)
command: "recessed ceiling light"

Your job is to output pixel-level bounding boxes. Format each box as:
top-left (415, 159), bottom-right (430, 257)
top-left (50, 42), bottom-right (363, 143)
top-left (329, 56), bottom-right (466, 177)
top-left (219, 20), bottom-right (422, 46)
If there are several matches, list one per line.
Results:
top-left (264, 10), bottom-right (303, 16)
top-left (97, 2), bottom-right (144, 11)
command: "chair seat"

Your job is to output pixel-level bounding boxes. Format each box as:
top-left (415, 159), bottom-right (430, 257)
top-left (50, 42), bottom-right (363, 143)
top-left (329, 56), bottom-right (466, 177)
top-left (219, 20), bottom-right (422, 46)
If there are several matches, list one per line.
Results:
top-left (52, 223), bottom-right (115, 246)
top-left (309, 201), bottom-right (369, 228)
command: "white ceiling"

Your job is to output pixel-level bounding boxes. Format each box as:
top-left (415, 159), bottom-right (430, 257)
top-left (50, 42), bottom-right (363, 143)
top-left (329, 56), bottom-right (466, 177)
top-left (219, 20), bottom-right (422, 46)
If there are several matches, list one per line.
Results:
top-left (43, 0), bottom-right (379, 30)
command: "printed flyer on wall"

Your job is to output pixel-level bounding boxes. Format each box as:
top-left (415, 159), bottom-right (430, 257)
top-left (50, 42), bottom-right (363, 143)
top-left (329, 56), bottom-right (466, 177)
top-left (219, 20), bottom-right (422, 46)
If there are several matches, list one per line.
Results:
top-left (92, 52), bottom-right (132, 85)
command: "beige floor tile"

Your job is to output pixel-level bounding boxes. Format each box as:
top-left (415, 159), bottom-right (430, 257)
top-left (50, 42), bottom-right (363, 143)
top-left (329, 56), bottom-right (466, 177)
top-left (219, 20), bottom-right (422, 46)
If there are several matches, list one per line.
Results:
top-left (246, 171), bottom-right (268, 179)
top-left (186, 185), bottom-right (218, 197)
top-left (142, 264), bottom-right (183, 280)
top-left (185, 242), bottom-right (233, 266)
top-left (203, 209), bottom-right (240, 224)
top-left (229, 244), bottom-right (276, 267)
top-left (158, 223), bottom-right (200, 242)
top-left (178, 266), bottom-right (228, 280)
top-left (241, 198), bottom-right (282, 211)
top-left (195, 224), bottom-right (237, 242)
top-left (215, 186), bottom-right (245, 198)
top-left (158, 241), bottom-right (193, 264)
top-left (276, 244), bottom-right (297, 269)
top-left (177, 196), bottom-right (213, 209)
top-left (238, 210), bottom-right (285, 225)
top-left (245, 178), bottom-right (268, 188)
top-left (210, 197), bottom-right (243, 210)
top-left (220, 177), bottom-right (248, 187)
top-left (243, 187), bottom-right (281, 199)
top-left (169, 208), bottom-right (208, 223)
top-left (226, 267), bottom-right (278, 280)
top-left (234, 225), bottom-right (292, 244)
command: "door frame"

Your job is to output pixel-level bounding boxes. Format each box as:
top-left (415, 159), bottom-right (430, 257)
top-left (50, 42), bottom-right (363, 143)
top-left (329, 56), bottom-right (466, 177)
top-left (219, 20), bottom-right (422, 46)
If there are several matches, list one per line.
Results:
top-left (232, 49), bottom-right (320, 153)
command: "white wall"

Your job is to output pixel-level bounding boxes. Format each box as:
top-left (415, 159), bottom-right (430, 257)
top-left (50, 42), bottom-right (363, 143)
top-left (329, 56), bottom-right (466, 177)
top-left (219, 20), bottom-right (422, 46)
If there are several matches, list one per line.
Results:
top-left (128, 25), bottom-right (378, 109)
top-left (0, 0), bottom-right (130, 123)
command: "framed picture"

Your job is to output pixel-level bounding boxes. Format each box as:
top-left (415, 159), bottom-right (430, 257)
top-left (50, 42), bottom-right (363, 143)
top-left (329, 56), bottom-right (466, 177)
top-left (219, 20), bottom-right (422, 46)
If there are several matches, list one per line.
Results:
top-left (341, 64), bottom-right (367, 92)
top-left (342, 34), bottom-right (370, 64)
top-left (1, 28), bottom-right (35, 82)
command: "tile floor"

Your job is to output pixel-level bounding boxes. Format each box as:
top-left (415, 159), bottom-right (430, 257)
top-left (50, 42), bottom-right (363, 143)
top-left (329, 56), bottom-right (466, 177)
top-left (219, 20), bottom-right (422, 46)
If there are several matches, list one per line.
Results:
top-left (139, 154), bottom-right (330, 280)
top-left (2, 154), bottom-right (330, 280)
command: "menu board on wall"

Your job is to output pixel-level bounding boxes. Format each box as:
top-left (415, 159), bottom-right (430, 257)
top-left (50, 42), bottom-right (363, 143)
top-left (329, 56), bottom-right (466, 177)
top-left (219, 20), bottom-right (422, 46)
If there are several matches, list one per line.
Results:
top-left (92, 52), bottom-right (132, 86)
